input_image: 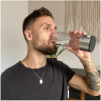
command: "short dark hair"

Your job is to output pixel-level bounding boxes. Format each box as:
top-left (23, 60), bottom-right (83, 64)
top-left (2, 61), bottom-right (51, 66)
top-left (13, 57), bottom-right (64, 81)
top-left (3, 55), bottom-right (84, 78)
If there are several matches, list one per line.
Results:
top-left (22, 7), bottom-right (54, 43)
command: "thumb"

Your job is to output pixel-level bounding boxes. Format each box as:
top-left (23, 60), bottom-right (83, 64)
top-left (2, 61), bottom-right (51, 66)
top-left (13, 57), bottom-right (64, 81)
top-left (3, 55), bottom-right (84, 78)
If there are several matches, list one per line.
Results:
top-left (67, 47), bottom-right (76, 54)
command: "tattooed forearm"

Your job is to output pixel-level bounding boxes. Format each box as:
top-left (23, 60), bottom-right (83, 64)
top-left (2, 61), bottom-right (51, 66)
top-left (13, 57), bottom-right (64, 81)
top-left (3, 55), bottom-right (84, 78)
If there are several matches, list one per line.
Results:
top-left (86, 71), bottom-right (100, 91)
top-left (82, 58), bottom-right (100, 92)
top-left (84, 59), bottom-right (95, 70)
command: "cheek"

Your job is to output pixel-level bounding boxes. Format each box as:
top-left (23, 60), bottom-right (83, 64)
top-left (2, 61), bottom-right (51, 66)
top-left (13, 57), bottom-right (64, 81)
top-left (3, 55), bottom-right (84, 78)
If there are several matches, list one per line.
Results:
top-left (39, 32), bottom-right (51, 42)
top-left (32, 33), bottom-right (39, 41)
top-left (34, 28), bottom-right (52, 43)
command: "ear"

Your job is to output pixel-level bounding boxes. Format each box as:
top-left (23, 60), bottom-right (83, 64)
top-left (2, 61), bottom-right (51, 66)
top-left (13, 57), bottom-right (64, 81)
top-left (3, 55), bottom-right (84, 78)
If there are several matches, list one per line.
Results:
top-left (24, 30), bottom-right (32, 41)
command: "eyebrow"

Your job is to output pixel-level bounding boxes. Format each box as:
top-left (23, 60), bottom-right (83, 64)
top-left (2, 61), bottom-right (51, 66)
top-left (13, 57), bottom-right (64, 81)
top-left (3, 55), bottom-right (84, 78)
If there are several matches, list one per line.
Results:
top-left (40, 23), bottom-right (57, 30)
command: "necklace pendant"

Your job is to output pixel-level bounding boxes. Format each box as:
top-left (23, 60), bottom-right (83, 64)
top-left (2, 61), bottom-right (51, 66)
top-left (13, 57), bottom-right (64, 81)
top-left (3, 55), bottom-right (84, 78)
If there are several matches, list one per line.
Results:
top-left (40, 79), bottom-right (43, 84)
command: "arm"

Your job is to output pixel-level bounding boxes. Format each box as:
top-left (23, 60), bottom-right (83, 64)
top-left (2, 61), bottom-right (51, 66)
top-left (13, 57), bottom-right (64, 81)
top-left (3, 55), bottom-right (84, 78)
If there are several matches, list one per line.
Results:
top-left (67, 30), bottom-right (100, 96)
top-left (80, 56), bottom-right (100, 92)
top-left (68, 56), bottom-right (100, 96)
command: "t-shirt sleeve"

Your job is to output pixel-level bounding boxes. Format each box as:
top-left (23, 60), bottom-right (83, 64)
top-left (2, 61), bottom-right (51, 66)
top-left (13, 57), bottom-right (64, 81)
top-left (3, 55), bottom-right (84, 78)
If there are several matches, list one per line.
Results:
top-left (66, 67), bottom-right (75, 83)
top-left (1, 75), bottom-right (12, 100)
top-left (59, 61), bottom-right (75, 83)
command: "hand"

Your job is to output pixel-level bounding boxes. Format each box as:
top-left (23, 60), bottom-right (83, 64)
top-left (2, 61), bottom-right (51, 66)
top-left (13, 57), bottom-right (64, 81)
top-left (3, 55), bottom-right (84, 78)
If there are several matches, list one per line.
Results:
top-left (67, 30), bottom-right (91, 59)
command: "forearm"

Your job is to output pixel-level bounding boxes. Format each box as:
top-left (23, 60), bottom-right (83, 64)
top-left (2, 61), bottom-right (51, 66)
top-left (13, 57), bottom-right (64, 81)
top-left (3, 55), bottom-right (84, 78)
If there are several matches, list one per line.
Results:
top-left (79, 56), bottom-right (100, 92)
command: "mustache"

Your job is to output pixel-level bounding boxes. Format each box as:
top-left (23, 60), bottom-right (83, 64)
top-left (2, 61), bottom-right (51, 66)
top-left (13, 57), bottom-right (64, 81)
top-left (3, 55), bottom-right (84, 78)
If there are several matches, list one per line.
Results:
top-left (49, 40), bottom-right (56, 44)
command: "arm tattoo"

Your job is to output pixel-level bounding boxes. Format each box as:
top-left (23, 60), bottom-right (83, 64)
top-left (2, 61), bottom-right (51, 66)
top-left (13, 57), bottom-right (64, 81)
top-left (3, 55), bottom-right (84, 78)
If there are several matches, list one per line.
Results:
top-left (84, 60), bottom-right (91, 70)
top-left (83, 58), bottom-right (100, 92)
top-left (86, 71), bottom-right (100, 91)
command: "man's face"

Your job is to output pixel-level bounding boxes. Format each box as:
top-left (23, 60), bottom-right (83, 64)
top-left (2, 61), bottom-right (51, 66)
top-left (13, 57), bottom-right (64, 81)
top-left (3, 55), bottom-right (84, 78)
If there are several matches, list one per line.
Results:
top-left (31, 16), bottom-right (57, 55)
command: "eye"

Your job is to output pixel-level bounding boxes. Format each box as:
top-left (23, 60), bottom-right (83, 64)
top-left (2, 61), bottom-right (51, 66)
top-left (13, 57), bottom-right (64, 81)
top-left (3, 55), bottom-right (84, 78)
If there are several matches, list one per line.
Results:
top-left (44, 27), bottom-right (48, 30)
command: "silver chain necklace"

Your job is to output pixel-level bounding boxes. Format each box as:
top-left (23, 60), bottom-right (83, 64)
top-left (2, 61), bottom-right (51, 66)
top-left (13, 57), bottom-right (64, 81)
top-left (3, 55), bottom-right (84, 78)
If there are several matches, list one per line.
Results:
top-left (25, 61), bottom-right (47, 84)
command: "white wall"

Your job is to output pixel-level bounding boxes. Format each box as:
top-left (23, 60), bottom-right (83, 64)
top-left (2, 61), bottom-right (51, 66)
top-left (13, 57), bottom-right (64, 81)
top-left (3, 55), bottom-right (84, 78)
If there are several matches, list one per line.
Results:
top-left (28, 1), bottom-right (100, 69)
top-left (1, 1), bottom-right (28, 73)
top-left (28, 1), bottom-right (65, 32)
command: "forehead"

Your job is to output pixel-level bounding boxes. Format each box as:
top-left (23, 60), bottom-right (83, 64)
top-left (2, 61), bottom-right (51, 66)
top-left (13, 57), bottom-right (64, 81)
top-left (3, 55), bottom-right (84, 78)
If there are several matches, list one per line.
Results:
top-left (34, 16), bottom-right (56, 28)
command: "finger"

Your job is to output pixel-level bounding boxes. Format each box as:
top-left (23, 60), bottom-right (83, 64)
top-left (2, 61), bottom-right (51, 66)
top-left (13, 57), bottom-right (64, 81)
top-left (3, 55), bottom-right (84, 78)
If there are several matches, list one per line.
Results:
top-left (77, 31), bottom-right (83, 38)
top-left (69, 30), bottom-right (73, 33)
top-left (72, 30), bottom-right (79, 39)
top-left (67, 47), bottom-right (72, 51)
top-left (73, 30), bottom-right (78, 34)
top-left (78, 31), bottom-right (82, 35)
top-left (82, 31), bottom-right (87, 35)
top-left (69, 30), bottom-right (74, 38)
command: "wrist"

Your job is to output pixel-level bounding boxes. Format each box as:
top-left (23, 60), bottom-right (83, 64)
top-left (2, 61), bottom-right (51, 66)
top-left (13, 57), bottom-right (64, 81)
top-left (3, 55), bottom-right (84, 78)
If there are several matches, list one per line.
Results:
top-left (79, 55), bottom-right (91, 61)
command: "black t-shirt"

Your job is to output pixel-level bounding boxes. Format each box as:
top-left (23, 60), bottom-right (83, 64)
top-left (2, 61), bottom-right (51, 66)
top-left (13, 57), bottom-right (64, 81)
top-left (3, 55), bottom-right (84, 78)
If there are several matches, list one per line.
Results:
top-left (1, 58), bottom-right (75, 100)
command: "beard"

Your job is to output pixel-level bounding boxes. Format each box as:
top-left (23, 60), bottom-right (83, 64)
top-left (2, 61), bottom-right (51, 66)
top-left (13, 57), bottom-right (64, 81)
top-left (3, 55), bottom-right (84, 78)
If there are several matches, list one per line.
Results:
top-left (32, 39), bottom-right (57, 55)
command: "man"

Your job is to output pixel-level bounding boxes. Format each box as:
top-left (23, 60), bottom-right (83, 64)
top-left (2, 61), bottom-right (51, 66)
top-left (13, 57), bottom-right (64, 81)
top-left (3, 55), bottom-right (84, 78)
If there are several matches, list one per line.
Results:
top-left (1, 7), bottom-right (100, 100)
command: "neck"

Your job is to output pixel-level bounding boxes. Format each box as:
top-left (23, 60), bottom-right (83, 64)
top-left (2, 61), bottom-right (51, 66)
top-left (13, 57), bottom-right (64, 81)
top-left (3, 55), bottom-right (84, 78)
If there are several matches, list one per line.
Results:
top-left (21, 46), bottom-right (47, 69)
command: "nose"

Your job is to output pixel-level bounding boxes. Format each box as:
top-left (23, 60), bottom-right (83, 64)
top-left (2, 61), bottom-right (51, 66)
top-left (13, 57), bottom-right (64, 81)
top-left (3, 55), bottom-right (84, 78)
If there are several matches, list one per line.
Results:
top-left (52, 32), bottom-right (57, 39)
top-left (49, 26), bottom-right (57, 38)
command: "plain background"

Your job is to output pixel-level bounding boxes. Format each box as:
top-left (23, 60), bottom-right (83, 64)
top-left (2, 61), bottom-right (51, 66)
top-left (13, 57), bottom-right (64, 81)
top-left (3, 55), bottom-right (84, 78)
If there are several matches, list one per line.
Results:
top-left (1, 1), bottom-right (100, 73)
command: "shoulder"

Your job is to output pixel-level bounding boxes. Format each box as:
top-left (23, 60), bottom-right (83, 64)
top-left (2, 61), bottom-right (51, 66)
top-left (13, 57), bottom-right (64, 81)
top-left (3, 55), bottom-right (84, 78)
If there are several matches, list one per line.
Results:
top-left (47, 58), bottom-right (75, 81)
top-left (47, 58), bottom-right (70, 71)
top-left (1, 61), bottom-right (23, 81)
